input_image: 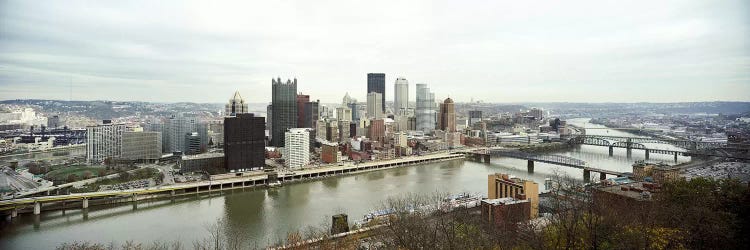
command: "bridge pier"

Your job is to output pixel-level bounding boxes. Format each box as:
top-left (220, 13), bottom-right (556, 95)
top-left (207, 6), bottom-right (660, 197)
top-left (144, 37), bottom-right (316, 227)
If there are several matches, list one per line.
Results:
top-left (583, 170), bottom-right (591, 183)
top-left (600, 172), bottom-right (607, 180)
top-left (82, 198), bottom-right (89, 209)
top-left (170, 190), bottom-right (175, 197)
top-left (674, 152), bottom-right (678, 162)
top-left (33, 202), bottom-right (41, 215)
top-left (483, 154), bottom-right (491, 163)
top-left (527, 160), bottom-right (535, 173)
top-left (626, 148), bottom-right (632, 158)
top-left (645, 149), bottom-right (650, 160)
top-left (11, 208), bottom-right (18, 218)
top-left (608, 146), bottom-right (613, 156)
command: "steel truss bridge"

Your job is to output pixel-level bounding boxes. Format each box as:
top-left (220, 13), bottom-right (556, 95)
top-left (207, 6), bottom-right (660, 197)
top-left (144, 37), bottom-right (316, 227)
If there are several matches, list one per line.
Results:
top-left (465, 149), bottom-right (626, 181)
top-left (568, 135), bottom-right (750, 160)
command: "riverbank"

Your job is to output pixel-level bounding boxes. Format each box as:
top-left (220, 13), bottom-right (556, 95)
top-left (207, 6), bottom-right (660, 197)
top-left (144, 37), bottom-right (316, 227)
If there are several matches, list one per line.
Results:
top-left (1, 152), bottom-right (465, 218)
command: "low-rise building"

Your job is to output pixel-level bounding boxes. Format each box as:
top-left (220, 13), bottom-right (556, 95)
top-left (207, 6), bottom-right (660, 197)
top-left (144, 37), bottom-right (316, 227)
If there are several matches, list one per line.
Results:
top-left (488, 173), bottom-right (539, 218)
top-left (481, 198), bottom-right (531, 228)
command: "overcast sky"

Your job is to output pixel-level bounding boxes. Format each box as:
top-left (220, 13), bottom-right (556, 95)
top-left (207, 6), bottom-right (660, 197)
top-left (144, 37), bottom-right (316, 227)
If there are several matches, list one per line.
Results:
top-left (0, 0), bottom-right (748, 104)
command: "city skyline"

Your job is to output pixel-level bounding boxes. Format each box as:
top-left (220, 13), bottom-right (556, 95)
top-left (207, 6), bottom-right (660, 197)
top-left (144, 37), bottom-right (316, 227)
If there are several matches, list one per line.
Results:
top-left (1, 0), bottom-right (749, 104)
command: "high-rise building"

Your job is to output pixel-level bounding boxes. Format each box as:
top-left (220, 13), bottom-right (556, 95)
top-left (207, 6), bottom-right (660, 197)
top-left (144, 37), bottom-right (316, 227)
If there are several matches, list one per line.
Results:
top-left (284, 128), bottom-right (310, 168)
top-left (438, 98), bottom-right (456, 132)
top-left (369, 119), bottom-right (385, 143)
top-left (296, 94), bottom-right (310, 127)
top-left (487, 173), bottom-right (539, 218)
top-left (416, 84), bottom-right (436, 132)
top-left (367, 92), bottom-right (383, 119)
top-left (86, 121), bottom-right (125, 163)
top-left (122, 131), bottom-right (162, 162)
top-left (47, 115), bottom-right (61, 128)
top-left (184, 132), bottom-right (201, 155)
top-left (224, 113), bottom-right (266, 172)
top-left (337, 120), bottom-right (350, 143)
top-left (348, 102), bottom-right (360, 121)
top-left (165, 113), bottom-right (201, 153)
top-left (367, 73), bottom-right (385, 112)
top-left (393, 77), bottom-right (409, 115)
top-left (326, 120), bottom-right (339, 143)
top-left (469, 110), bottom-right (482, 126)
top-left (225, 91), bottom-right (248, 116)
top-left (266, 104), bottom-right (273, 142)
top-left (529, 108), bottom-right (544, 121)
top-left (272, 78), bottom-right (298, 147)
top-left (302, 100), bottom-right (319, 129)
top-left (336, 107), bottom-right (352, 121)
top-left (316, 119), bottom-right (328, 141)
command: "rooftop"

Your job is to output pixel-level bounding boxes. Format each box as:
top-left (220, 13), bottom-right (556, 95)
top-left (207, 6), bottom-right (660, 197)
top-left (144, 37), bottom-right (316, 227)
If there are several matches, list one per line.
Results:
top-left (595, 181), bottom-right (659, 201)
top-left (482, 197), bottom-right (529, 206)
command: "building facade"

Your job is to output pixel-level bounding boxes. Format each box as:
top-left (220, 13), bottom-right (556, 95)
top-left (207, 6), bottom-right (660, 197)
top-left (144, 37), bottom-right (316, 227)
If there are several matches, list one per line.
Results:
top-left (487, 173), bottom-right (539, 218)
top-left (86, 121), bottom-right (126, 163)
top-left (438, 98), bottom-right (456, 132)
top-left (469, 110), bottom-right (482, 126)
top-left (122, 131), bottom-right (162, 162)
top-left (416, 84), bottom-right (436, 132)
top-left (224, 113), bottom-right (266, 172)
top-left (367, 92), bottom-right (383, 119)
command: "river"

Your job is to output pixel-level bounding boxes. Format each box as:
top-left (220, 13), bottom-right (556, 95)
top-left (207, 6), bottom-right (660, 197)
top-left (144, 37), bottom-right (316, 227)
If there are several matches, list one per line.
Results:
top-left (0, 118), bottom-right (691, 249)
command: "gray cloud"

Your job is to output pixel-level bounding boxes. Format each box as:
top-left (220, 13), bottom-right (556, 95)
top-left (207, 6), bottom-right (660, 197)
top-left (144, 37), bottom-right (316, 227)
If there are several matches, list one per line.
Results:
top-left (0, 0), bottom-right (748, 103)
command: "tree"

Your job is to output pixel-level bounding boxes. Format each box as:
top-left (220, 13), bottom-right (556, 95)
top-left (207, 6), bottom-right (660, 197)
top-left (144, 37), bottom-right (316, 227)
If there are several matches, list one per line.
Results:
top-left (66, 174), bottom-right (77, 183)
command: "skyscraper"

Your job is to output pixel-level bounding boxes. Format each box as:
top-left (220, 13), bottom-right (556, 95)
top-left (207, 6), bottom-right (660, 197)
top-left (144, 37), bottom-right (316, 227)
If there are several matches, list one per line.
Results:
top-left (367, 92), bottom-right (383, 119)
top-left (271, 78), bottom-right (298, 147)
top-left (438, 98), bottom-right (456, 132)
top-left (284, 128), bottom-right (310, 168)
top-left (225, 91), bottom-right (248, 116)
top-left (416, 84), bottom-right (436, 132)
top-left (393, 77), bottom-right (409, 115)
top-left (224, 113), bottom-right (266, 172)
top-left (367, 73), bottom-right (385, 112)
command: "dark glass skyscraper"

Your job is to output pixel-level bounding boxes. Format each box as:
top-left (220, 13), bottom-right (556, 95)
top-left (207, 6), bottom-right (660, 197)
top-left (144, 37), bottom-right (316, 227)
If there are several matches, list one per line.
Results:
top-left (224, 113), bottom-right (265, 171)
top-left (367, 73), bottom-right (385, 112)
top-left (271, 77), bottom-right (298, 147)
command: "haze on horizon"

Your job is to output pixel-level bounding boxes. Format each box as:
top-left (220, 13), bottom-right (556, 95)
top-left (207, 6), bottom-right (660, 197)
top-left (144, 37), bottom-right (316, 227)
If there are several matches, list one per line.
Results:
top-left (0, 0), bottom-right (748, 104)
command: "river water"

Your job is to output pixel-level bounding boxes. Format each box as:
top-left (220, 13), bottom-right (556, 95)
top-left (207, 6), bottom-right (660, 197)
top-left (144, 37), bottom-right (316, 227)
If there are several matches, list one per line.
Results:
top-left (0, 118), bottom-right (690, 249)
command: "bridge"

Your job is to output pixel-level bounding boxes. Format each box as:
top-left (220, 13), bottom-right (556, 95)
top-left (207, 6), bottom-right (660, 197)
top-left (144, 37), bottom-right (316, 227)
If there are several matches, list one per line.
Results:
top-left (569, 135), bottom-right (750, 161)
top-left (464, 148), bottom-right (627, 181)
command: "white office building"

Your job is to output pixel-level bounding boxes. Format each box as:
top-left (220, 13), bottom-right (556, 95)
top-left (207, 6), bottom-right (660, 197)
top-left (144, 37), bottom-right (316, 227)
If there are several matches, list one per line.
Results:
top-left (283, 128), bottom-right (310, 168)
top-left (86, 121), bottom-right (126, 163)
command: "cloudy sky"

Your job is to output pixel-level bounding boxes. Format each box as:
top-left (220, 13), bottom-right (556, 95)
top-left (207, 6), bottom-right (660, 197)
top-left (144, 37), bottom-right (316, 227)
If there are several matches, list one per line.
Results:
top-left (0, 0), bottom-right (748, 103)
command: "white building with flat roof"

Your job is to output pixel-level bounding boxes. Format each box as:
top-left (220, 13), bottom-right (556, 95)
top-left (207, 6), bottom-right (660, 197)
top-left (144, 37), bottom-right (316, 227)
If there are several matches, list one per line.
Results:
top-left (284, 128), bottom-right (310, 168)
top-left (86, 121), bottom-right (126, 163)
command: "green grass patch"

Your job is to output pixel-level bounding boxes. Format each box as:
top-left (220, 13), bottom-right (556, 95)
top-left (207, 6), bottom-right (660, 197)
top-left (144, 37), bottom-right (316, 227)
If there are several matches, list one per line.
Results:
top-left (45, 165), bottom-right (107, 182)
